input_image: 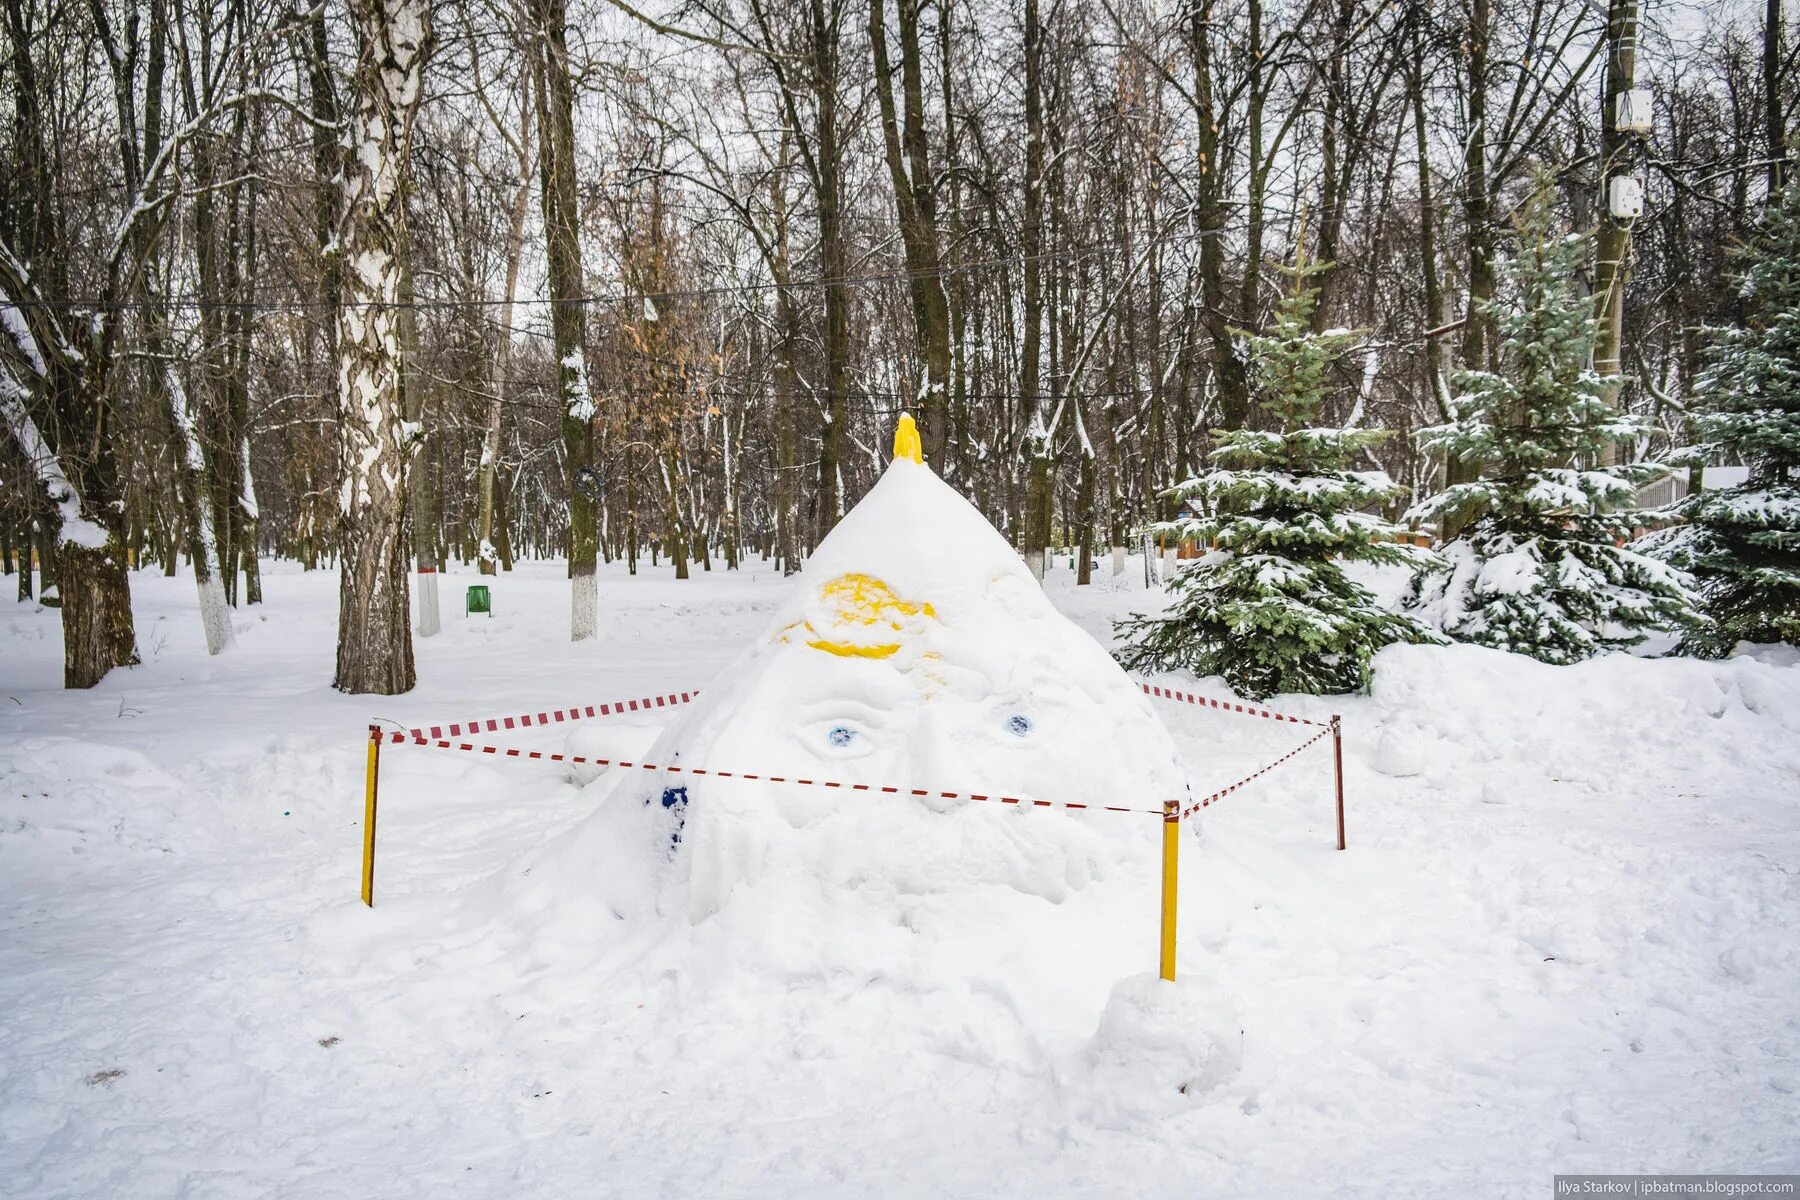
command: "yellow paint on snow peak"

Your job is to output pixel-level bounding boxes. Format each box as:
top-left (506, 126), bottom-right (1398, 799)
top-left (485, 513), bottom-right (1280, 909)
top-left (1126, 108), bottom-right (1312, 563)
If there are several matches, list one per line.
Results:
top-left (893, 414), bottom-right (923, 465)
top-left (779, 572), bottom-right (938, 659)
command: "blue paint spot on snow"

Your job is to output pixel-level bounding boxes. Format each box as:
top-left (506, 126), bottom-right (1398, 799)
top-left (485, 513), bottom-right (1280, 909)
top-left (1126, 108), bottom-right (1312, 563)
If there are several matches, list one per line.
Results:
top-left (658, 785), bottom-right (688, 849)
top-left (1006, 714), bottom-right (1032, 737)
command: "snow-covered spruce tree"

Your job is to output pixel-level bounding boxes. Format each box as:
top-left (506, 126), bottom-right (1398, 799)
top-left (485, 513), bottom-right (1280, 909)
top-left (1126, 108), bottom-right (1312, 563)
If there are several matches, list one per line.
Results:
top-left (1116, 265), bottom-right (1442, 700)
top-left (1648, 181), bottom-right (1800, 654)
top-left (1403, 189), bottom-right (1692, 662)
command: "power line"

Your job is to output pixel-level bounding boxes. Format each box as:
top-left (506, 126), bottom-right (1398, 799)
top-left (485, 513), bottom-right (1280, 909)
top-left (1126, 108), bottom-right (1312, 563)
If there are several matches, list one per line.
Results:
top-left (6, 225), bottom-right (1213, 316)
top-left (7, 183), bottom-right (1471, 319)
top-left (17, 183), bottom-right (1464, 319)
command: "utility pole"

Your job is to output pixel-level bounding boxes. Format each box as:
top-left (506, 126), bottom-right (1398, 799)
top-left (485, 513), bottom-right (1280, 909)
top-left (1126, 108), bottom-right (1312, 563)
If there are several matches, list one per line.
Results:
top-left (1594, 0), bottom-right (1647, 400)
top-left (1769, 0), bottom-right (1789, 194)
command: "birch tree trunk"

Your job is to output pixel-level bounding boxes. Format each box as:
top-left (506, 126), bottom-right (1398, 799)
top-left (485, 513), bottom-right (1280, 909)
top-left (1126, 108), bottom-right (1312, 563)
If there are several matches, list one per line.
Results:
top-left (333, 0), bottom-right (431, 695)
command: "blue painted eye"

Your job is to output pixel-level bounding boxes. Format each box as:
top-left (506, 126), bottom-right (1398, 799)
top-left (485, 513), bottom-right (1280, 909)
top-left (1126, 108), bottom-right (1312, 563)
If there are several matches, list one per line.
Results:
top-left (827, 725), bottom-right (857, 747)
top-left (1006, 714), bottom-right (1032, 737)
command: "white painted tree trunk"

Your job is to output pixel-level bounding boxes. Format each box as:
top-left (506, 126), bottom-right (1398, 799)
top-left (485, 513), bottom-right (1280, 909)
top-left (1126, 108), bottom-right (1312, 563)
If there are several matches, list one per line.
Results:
top-left (164, 363), bottom-right (234, 656)
top-left (572, 572), bottom-right (596, 641)
top-left (239, 436), bottom-right (262, 604)
top-left (477, 173), bottom-right (528, 578)
top-left (416, 567), bottom-right (440, 636)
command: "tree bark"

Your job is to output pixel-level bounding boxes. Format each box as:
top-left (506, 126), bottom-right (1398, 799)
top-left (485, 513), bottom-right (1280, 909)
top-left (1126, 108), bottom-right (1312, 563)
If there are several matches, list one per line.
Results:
top-left (774, 188), bottom-right (802, 575)
top-left (333, 0), bottom-right (432, 695)
top-left (16, 523), bottom-right (33, 603)
top-left (401, 240), bottom-right (440, 638)
top-left (1768, 0), bottom-right (1788, 192)
top-left (1192, 0), bottom-right (1251, 429)
top-left (1021, 0), bottom-right (1051, 578)
top-left (58, 540), bottom-right (137, 685)
top-left (868, 0), bottom-right (952, 462)
top-left (1410, 7), bottom-right (1452, 420)
top-left (240, 435), bottom-right (262, 604)
top-left (812, 0), bottom-right (851, 539)
top-left (1460, 0), bottom-right (1496, 373)
top-left (1593, 0), bottom-right (1641, 404)
top-left (156, 341), bottom-right (235, 656)
top-left (531, 0), bottom-right (599, 638)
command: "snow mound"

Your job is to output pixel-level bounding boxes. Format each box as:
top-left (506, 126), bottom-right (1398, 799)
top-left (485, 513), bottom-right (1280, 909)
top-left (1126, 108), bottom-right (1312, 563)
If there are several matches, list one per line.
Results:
top-left (1368, 640), bottom-right (1800, 798)
top-left (458, 456), bottom-right (1193, 1052)
top-left (531, 457), bottom-right (1187, 927)
top-left (1077, 972), bottom-right (1243, 1126)
top-left (0, 740), bottom-right (193, 855)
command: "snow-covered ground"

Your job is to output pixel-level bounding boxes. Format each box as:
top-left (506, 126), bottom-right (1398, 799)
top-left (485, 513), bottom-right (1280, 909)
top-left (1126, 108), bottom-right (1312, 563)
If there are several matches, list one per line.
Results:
top-left (3, 555), bottom-right (1798, 1198)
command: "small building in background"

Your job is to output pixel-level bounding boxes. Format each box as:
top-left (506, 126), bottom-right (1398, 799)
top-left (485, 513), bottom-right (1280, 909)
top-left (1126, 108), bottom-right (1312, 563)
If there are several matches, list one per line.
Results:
top-left (1635, 466), bottom-right (1748, 510)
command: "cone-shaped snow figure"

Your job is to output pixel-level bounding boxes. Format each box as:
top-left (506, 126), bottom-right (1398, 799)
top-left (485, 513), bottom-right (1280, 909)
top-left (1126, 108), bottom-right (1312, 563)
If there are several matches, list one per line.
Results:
top-left (541, 418), bottom-right (1187, 934)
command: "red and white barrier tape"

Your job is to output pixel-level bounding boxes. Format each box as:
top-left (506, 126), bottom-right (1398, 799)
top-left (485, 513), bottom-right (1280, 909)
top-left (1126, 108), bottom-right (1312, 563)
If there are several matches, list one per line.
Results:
top-left (388, 681), bottom-right (1336, 822)
top-left (403, 690), bottom-right (700, 743)
top-left (1178, 725), bottom-right (1334, 819)
top-left (406, 681), bottom-right (1316, 745)
top-left (392, 733), bottom-right (1164, 816)
top-left (1138, 682), bottom-right (1327, 727)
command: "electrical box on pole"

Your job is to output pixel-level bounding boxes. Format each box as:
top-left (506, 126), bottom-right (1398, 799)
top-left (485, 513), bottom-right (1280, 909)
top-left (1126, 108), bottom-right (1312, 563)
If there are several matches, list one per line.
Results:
top-left (1614, 89), bottom-right (1653, 136)
top-left (1608, 176), bottom-right (1645, 220)
top-left (1593, 0), bottom-right (1644, 406)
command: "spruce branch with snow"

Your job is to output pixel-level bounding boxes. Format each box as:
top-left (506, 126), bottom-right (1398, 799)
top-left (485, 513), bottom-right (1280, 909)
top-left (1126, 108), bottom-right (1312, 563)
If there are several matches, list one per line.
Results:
top-left (1116, 262), bottom-right (1443, 700)
top-left (1404, 187), bottom-right (1694, 663)
top-left (1646, 180), bottom-right (1800, 655)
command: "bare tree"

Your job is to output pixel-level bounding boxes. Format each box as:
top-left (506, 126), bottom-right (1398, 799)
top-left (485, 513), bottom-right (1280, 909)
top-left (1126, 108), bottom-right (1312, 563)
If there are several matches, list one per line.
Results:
top-left (530, 0), bottom-right (601, 639)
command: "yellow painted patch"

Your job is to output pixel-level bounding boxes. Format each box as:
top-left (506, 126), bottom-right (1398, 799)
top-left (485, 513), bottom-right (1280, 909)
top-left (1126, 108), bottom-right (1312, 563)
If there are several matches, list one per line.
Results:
top-left (779, 572), bottom-right (937, 659)
top-left (893, 414), bottom-right (923, 464)
top-left (808, 638), bottom-right (902, 659)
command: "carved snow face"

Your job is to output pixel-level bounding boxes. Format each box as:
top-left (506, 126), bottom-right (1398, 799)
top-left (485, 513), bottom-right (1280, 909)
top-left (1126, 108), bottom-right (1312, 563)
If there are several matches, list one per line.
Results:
top-left (600, 459), bottom-right (1188, 923)
top-left (720, 565), bottom-right (1168, 807)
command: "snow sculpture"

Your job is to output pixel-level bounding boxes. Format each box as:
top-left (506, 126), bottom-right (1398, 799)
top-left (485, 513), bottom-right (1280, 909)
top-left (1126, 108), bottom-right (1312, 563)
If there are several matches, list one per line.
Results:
top-left (558, 416), bottom-right (1187, 927)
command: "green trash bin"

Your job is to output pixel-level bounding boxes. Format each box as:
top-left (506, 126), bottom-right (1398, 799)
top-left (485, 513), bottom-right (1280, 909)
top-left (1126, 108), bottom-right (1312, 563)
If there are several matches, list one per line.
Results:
top-left (465, 584), bottom-right (491, 618)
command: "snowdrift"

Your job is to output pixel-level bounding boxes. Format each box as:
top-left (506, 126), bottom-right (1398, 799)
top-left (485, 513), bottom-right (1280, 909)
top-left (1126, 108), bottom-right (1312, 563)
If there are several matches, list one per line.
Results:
top-left (8, 552), bottom-right (1799, 1195)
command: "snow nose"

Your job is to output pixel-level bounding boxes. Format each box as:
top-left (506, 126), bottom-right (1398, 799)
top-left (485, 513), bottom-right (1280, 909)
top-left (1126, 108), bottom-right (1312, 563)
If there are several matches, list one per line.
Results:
top-left (910, 702), bottom-right (975, 810)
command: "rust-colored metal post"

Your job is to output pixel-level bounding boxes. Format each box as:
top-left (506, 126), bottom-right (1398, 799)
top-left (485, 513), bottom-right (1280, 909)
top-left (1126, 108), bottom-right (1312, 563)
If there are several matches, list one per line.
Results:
top-left (361, 725), bottom-right (382, 906)
top-left (1332, 715), bottom-right (1346, 851)
top-left (1159, 799), bottom-right (1179, 981)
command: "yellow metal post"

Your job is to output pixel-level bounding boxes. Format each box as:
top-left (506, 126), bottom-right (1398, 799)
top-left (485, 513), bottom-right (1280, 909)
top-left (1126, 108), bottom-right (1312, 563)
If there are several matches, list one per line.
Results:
top-left (1159, 800), bottom-right (1179, 981)
top-left (361, 726), bottom-right (381, 907)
